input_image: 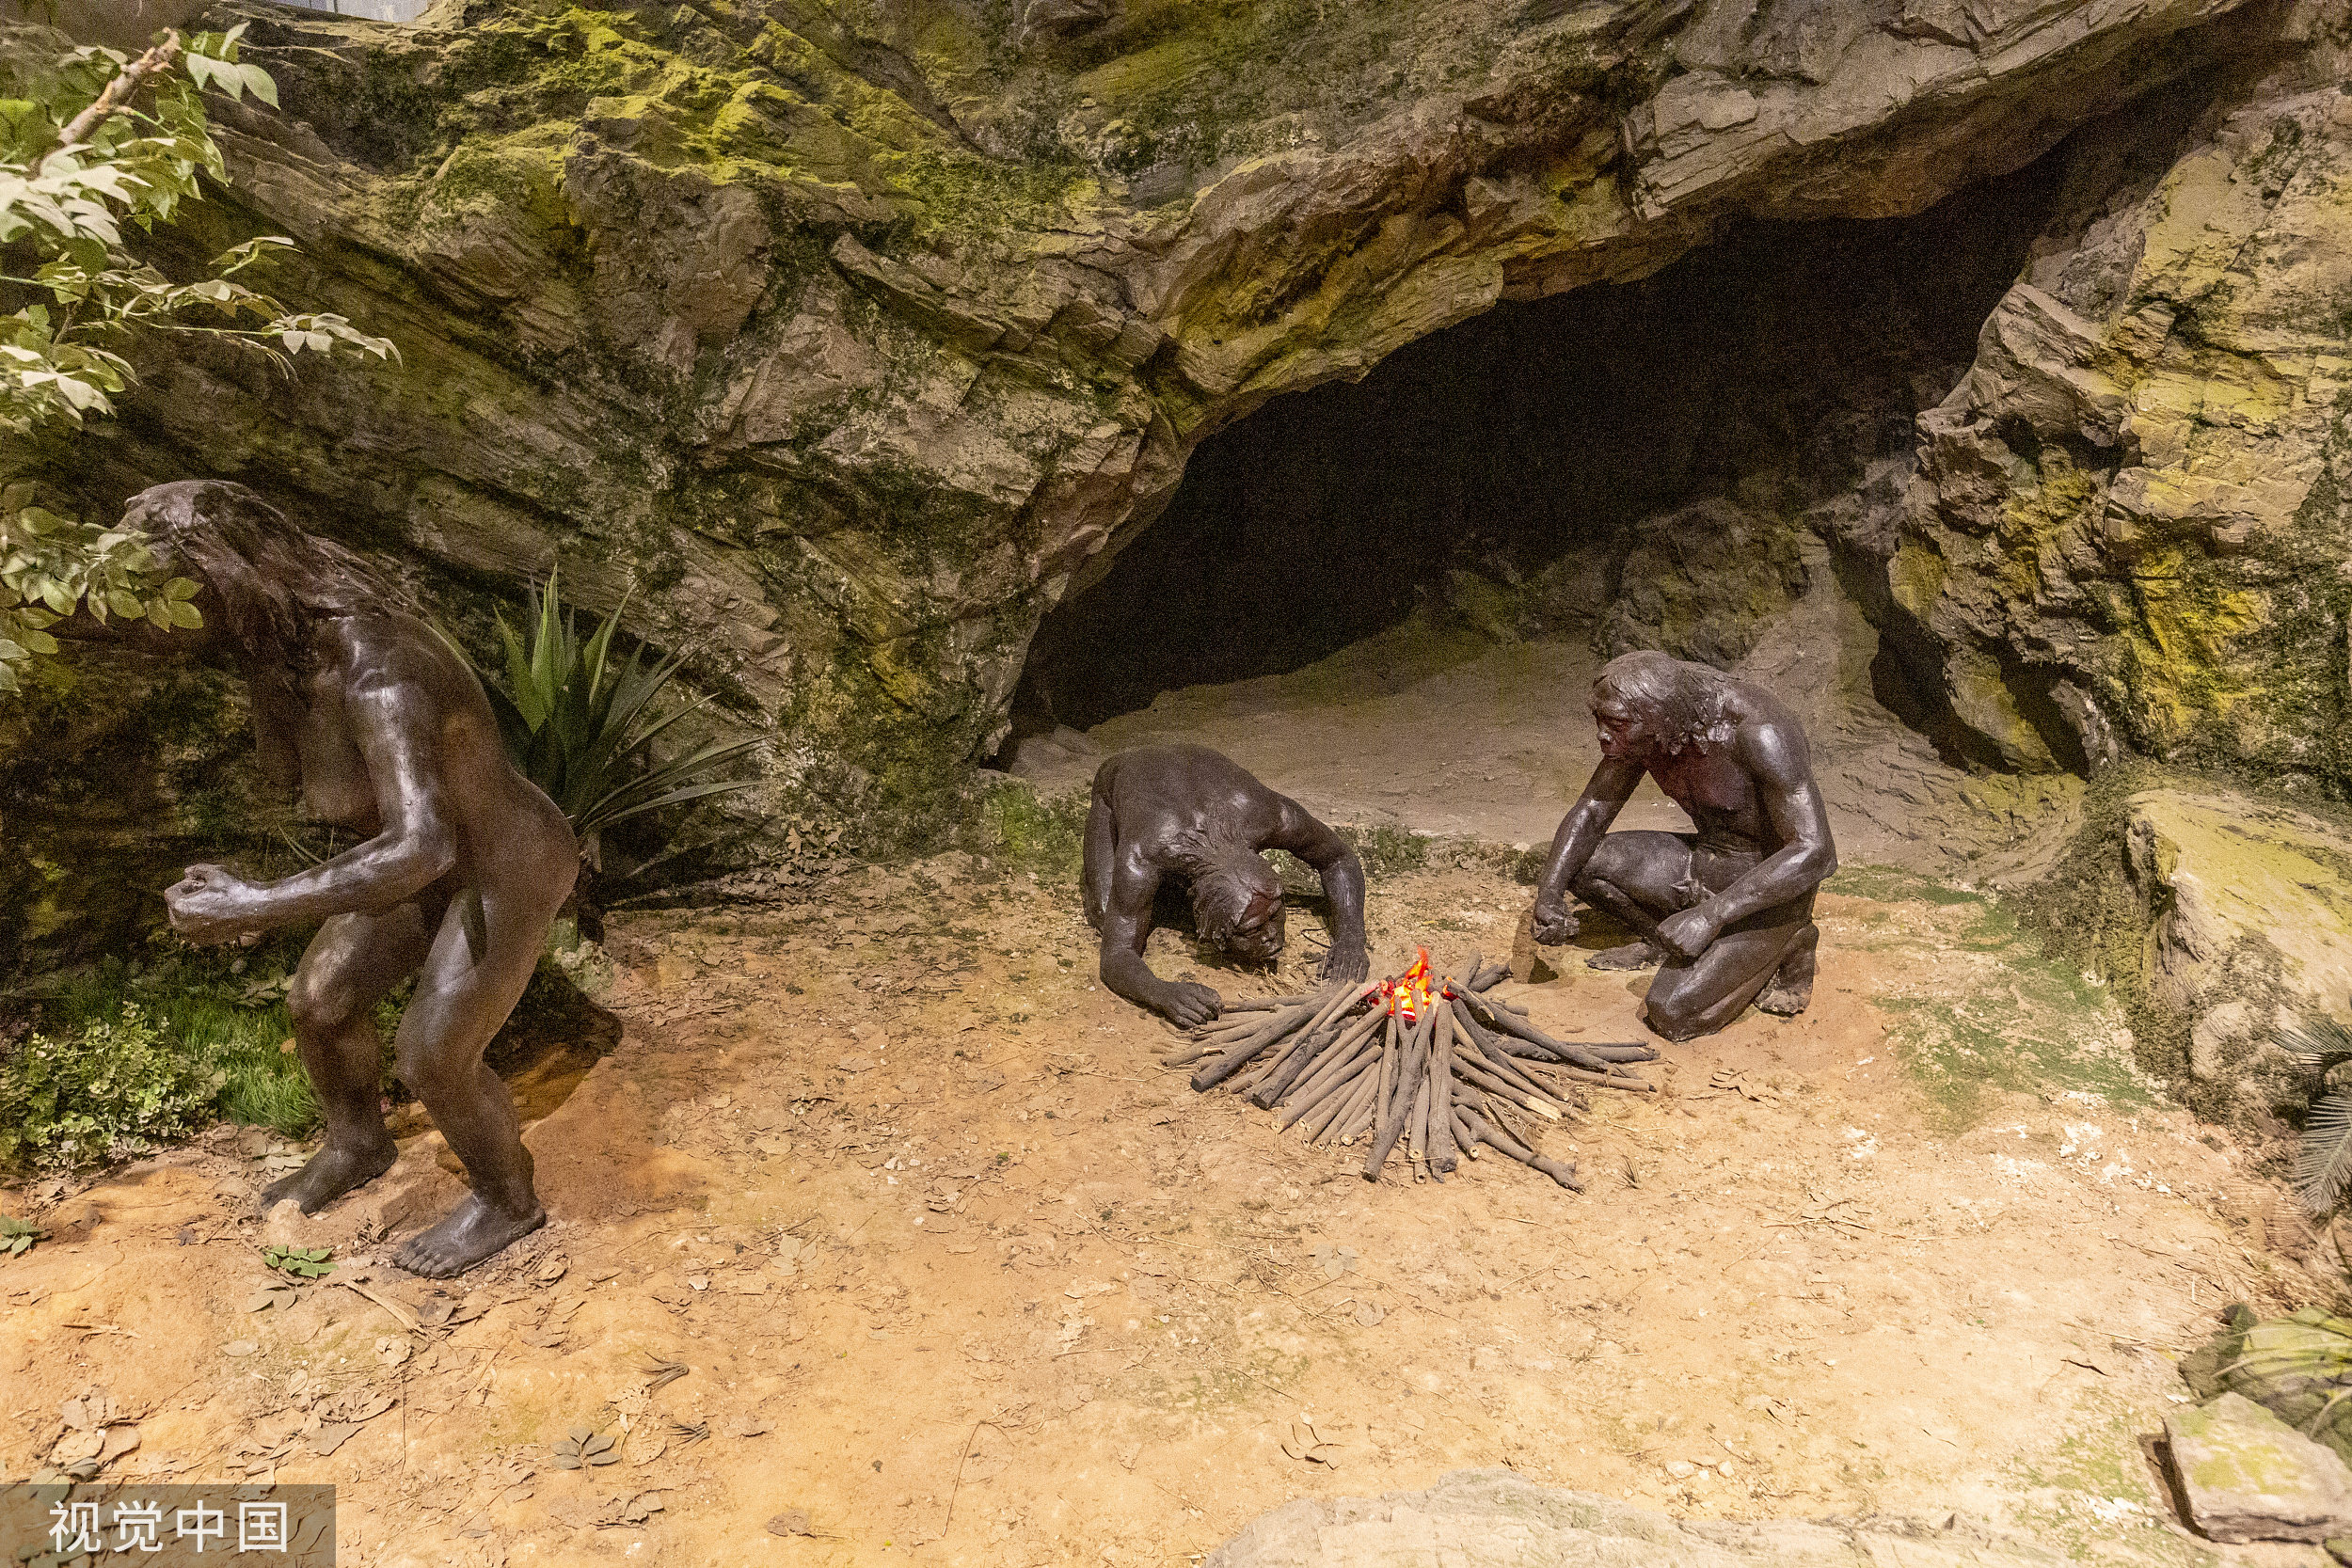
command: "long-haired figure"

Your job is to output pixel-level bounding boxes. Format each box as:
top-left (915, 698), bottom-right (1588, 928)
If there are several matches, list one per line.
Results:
top-left (106, 480), bottom-right (576, 1277)
top-left (1530, 650), bottom-right (1836, 1041)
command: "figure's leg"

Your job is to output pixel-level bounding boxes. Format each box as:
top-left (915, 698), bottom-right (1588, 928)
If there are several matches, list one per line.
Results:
top-left (1569, 832), bottom-right (1693, 970)
top-left (266, 902), bottom-right (439, 1213)
top-left (1640, 916), bottom-right (1812, 1042)
top-left (389, 877), bottom-right (566, 1278)
top-left (1755, 924), bottom-right (1820, 1016)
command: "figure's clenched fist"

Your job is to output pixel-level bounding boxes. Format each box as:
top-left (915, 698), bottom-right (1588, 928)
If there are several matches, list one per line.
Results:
top-left (1320, 942), bottom-right (1371, 986)
top-left (1530, 897), bottom-right (1580, 946)
top-left (1158, 980), bottom-right (1223, 1029)
top-left (1656, 905), bottom-right (1721, 960)
top-left (167, 863), bottom-right (262, 945)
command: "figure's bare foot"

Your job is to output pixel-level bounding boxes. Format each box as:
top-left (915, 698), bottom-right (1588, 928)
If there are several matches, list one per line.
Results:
top-left (392, 1194), bottom-right (545, 1279)
top-left (1586, 941), bottom-right (1664, 972)
top-left (257, 1139), bottom-right (397, 1215)
top-left (1756, 926), bottom-right (1819, 1016)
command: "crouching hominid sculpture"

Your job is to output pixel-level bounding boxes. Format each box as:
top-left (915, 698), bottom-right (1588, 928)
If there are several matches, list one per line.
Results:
top-left (86, 481), bottom-right (576, 1277)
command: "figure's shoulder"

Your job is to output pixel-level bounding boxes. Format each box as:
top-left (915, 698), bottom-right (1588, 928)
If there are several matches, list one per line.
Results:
top-left (325, 610), bottom-right (473, 709)
top-left (1723, 682), bottom-right (1815, 775)
top-left (1099, 744), bottom-right (1264, 796)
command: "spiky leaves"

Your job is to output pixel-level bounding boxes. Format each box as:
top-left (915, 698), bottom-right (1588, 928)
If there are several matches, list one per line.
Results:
top-left (469, 565), bottom-right (761, 872)
top-left (2288, 1017), bottom-right (2352, 1219)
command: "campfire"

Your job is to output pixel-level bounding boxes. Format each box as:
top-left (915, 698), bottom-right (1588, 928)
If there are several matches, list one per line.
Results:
top-left (1163, 951), bottom-right (1656, 1189)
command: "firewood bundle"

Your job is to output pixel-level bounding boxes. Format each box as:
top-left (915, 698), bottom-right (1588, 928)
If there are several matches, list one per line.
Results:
top-left (1162, 950), bottom-right (1657, 1190)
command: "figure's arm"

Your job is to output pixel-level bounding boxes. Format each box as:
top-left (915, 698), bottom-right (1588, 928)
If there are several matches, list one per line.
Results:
top-left (1081, 766), bottom-right (1119, 932)
top-left (1655, 721), bottom-right (1836, 956)
top-left (167, 678), bottom-right (460, 943)
top-left (1262, 797), bottom-right (1368, 982)
top-left (1096, 850), bottom-right (1222, 1026)
top-left (1531, 756), bottom-right (1642, 942)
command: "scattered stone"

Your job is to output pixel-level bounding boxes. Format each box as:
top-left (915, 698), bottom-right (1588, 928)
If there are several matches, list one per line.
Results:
top-left (1205, 1470), bottom-right (2063, 1567)
top-left (2165, 1392), bottom-right (2352, 1543)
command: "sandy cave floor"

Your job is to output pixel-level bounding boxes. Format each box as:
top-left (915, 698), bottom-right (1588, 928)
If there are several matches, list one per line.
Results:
top-left (5, 851), bottom-right (2351, 1568)
top-left (1016, 542), bottom-right (2087, 887)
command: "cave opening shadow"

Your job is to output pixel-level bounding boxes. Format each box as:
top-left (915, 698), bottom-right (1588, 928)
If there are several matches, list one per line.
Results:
top-left (1009, 150), bottom-right (2065, 746)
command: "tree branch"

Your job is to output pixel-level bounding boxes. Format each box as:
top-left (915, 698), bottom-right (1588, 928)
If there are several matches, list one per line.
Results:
top-left (37, 31), bottom-right (183, 174)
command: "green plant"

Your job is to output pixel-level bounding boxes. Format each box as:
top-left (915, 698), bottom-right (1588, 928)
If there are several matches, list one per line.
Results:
top-left (2286, 1015), bottom-right (2352, 1218)
top-left (0, 23), bottom-right (395, 693)
top-left (0, 1214), bottom-right (42, 1256)
top-left (0, 999), bottom-right (226, 1167)
top-left (261, 1243), bottom-right (333, 1278)
top-left (466, 565), bottom-right (760, 871)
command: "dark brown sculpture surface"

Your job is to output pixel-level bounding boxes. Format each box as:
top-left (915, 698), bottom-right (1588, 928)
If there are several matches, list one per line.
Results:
top-left (1530, 651), bottom-right (1836, 1041)
top-left (1083, 745), bottom-right (1369, 1026)
top-left (83, 481), bottom-right (576, 1278)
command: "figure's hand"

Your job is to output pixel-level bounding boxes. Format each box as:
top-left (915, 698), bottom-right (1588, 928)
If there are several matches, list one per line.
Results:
top-left (1320, 942), bottom-right (1370, 986)
top-left (167, 863), bottom-right (263, 946)
top-left (1530, 897), bottom-right (1580, 946)
top-left (1656, 906), bottom-right (1720, 959)
top-left (1158, 980), bottom-right (1223, 1029)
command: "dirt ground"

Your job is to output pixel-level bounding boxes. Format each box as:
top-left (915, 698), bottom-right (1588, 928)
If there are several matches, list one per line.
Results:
top-left (4, 847), bottom-right (2347, 1567)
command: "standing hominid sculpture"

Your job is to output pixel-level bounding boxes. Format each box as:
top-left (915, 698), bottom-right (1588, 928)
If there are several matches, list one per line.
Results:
top-left (1531, 651), bottom-right (1836, 1041)
top-left (84, 481), bottom-right (576, 1277)
top-left (1083, 745), bottom-right (1370, 1025)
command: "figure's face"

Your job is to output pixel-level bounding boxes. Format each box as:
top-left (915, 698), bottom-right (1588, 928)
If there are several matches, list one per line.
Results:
top-left (1222, 900), bottom-right (1286, 964)
top-left (1593, 695), bottom-right (1657, 760)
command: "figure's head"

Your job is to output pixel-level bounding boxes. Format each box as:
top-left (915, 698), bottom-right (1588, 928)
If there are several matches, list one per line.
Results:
top-left (1191, 856), bottom-right (1286, 964)
top-left (1590, 650), bottom-right (1727, 759)
top-left (120, 481), bottom-right (390, 671)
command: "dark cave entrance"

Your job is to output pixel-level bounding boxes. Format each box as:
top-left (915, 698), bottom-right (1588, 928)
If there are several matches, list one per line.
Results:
top-left (1003, 147), bottom-right (2073, 758)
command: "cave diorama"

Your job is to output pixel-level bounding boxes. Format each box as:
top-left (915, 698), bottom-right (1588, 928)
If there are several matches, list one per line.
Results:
top-left (7, 0), bottom-right (2352, 1560)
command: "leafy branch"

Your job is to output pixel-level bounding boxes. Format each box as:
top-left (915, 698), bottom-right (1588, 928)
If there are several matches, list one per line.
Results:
top-left (0, 21), bottom-right (397, 693)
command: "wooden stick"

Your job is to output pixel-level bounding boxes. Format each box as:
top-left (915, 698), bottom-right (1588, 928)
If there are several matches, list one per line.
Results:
top-left (1222, 995), bottom-right (1308, 1013)
top-left (1190, 1001), bottom-right (1316, 1090)
top-left (1333, 1046), bottom-right (1386, 1143)
top-left (1518, 1057), bottom-right (1658, 1095)
top-left (1278, 1014), bottom-right (1384, 1112)
top-left (1279, 1044), bottom-right (1375, 1130)
top-left (1427, 997), bottom-right (1459, 1176)
top-left (1451, 1001), bottom-right (1575, 1101)
top-left (1453, 1053), bottom-right (1565, 1120)
top-left (1456, 990), bottom-right (1631, 1076)
top-left (1363, 1008), bottom-right (1429, 1181)
top-left (1457, 1106), bottom-right (1581, 1191)
top-left (1295, 1051), bottom-right (1375, 1140)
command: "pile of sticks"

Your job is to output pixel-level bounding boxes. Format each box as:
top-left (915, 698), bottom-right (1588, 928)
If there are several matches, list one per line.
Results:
top-left (1162, 950), bottom-right (1657, 1190)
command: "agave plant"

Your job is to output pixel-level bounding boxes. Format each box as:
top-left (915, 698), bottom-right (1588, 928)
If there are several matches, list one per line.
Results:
top-left (2287, 1014), bottom-right (2352, 1219)
top-left (469, 567), bottom-right (761, 875)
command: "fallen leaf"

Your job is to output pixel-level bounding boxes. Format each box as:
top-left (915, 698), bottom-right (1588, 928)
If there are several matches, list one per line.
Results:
top-left (307, 1423), bottom-right (365, 1457)
top-left (221, 1340), bottom-right (259, 1358)
top-left (1353, 1301), bottom-right (1386, 1327)
top-left (767, 1510), bottom-right (815, 1538)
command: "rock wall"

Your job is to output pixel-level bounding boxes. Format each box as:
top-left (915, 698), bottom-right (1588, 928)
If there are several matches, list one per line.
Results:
top-left (15, 0), bottom-right (2352, 976)
top-left (1889, 20), bottom-right (2352, 785)
top-left (26, 0), bottom-right (2302, 834)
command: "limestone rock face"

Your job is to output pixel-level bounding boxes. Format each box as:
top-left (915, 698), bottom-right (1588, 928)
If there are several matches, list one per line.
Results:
top-left (1204, 1469), bottom-right (2064, 1568)
top-left (27, 0), bottom-right (2293, 853)
top-left (2122, 787), bottom-right (2352, 1108)
top-left (2165, 1391), bottom-right (2352, 1543)
top-left (1891, 39), bottom-right (2352, 784)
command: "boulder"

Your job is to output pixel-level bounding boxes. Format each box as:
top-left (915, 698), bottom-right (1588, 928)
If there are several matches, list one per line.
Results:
top-left (1204, 1469), bottom-right (2064, 1568)
top-left (2123, 788), bottom-right (2352, 1105)
top-left (2166, 1392), bottom-right (2352, 1543)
